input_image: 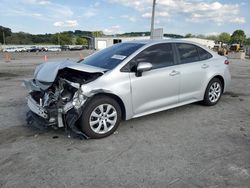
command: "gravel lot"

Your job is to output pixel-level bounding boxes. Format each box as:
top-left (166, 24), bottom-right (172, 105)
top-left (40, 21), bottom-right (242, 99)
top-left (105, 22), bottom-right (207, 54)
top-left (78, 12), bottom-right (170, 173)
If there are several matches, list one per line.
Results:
top-left (0, 51), bottom-right (250, 187)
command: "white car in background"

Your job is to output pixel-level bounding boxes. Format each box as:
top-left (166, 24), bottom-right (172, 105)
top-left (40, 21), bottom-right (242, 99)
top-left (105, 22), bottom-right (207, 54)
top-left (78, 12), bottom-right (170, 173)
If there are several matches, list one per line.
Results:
top-left (15, 47), bottom-right (27, 52)
top-left (47, 47), bottom-right (61, 52)
top-left (3, 47), bottom-right (17, 53)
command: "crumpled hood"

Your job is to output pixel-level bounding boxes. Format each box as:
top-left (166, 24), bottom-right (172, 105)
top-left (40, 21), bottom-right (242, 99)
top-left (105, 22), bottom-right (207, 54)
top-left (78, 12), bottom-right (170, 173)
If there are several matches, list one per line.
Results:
top-left (34, 60), bottom-right (107, 82)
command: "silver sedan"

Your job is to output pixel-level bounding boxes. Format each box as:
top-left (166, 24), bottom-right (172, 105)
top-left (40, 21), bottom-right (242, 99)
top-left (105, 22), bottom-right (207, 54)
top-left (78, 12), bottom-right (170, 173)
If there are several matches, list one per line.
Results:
top-left (24, 40), bottom-right (231, 139)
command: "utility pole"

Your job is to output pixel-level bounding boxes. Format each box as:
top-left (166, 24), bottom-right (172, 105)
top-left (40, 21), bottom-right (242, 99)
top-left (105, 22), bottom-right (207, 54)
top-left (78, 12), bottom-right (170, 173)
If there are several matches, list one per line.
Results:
top-left (2, 28), bottom-right (5, 45)
top-left (57, 33), bottom-right (60, 45)
top-left (150, 0), bottom-right (156, 39)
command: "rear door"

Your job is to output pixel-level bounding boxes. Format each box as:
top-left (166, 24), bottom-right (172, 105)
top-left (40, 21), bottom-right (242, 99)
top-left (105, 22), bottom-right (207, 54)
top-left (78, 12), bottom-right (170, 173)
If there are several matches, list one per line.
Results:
top-left (128, 43), bottom-right (180, 116)
top-left (175, 43), bottom-right (213, 102)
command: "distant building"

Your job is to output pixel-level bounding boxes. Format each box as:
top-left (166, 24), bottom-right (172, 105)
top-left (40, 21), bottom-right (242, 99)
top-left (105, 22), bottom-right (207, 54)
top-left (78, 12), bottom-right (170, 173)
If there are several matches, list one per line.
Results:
top-left (179, 38), bottom-right (215, 49)
top-left (94, 36), bottom-right (151, 50)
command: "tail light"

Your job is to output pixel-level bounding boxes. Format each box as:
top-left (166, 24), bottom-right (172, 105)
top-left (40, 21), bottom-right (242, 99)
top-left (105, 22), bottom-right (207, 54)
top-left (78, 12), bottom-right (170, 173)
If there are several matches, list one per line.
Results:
top-left (224, 60), bottom-right (229, 65)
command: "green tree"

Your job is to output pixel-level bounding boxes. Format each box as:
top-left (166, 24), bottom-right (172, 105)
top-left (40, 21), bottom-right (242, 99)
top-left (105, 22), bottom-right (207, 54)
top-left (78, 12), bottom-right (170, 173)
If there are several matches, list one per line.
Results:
top-left (74, 30), bottom-right (92, 36)
top-left (206, 35), bottom-right (219, 41)
top-left (76, 37), bottom-right (88, 45)
top-left (0, 26), bottom-right (12, 44)
top-left (53, 32), bottom-right (73, 45)
top-left (245, 38), bottom-right (250, 45)
top-left (32, 33), bottom-right (54, 44)
top-left (164, 34), bottom-right (184, 38)
top-left (231, 30), bottom-right (246, 45)
top-left (6, 32), bottom-right (33, 44)
top-left (196, 34), bottom-right (206, 39)
top-left (92, 31), bottom-right (104, 37)
top-left (119, 32), bottom-right (150, 37)
top-left (185, 33), bottom-right (194, 38)
top-left (218, 32), bottom-right (231, 44)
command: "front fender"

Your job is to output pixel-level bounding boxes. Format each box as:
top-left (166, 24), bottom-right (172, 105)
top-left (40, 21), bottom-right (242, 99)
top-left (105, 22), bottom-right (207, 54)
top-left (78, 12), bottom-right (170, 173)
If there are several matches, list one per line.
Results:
top-left (80, 73), bottom-right (133, 120)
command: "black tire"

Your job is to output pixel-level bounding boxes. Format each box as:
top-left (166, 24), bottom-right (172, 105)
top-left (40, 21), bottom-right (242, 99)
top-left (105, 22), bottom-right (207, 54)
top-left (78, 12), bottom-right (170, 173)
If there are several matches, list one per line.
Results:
top-left (202, 78), bottom-right (223, 106)
top-left (79, 95), bottom-right (122, 139)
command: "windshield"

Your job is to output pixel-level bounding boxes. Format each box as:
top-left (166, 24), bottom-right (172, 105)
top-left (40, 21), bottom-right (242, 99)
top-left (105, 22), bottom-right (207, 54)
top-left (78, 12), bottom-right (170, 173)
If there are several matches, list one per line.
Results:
top-left (80, 42), bottom-right (144, 70)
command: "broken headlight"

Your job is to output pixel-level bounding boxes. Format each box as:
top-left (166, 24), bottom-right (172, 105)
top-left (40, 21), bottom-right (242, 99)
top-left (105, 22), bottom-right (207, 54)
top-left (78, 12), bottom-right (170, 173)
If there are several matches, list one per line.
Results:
top-left (72, 91), bottom-right (86, 109)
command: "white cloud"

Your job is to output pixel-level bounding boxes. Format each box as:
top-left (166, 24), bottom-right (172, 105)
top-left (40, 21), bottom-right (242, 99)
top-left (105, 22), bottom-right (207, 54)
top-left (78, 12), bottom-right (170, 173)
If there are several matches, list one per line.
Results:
top-left (66, 20), bottom-right (78, 27)
top-left (142, 12), bottom-right (151, 18)
top-left (32, 13), bottom-right (42, 17)
top-left (155, 20), bottom-right (161, 24)
top-left (53, 20), bottom-right (78, 27)
top-left (9, 0), bottom-right (74, 20)
top-left (104, 25), bottom-right (122, 34)
top-left (121, 15), bottom-right (136, 22)
top-left (83, 9), bottom-right (97, 17)
top-left (230, 17), bottom-right (246, 24)
top-left (109, 0), bottom-right (246, 25)
top-left (53, 21), bottom-right (64, 27)
top-left (21, 0), bottom-right (37, 4)
top-left (94, 2), bottom-right (100, 7)
top-left (22, 0), bottom-right (51, 5)
top-left (39, 0), bottom-right (51, 5)
top-left (109, 0), bottom-right (151, 12)
top-left (205, 32), bottom-right (220, 36)
top-left (47, 5), bottom-right (73, 18)
top-left (142, 11), bottom-right (169, 18)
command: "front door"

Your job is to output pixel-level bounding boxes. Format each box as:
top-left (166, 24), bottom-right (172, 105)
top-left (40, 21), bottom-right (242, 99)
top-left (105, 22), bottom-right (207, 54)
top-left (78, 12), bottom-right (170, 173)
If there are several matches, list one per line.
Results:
top-left (128, 43), bottom-right (180, 116)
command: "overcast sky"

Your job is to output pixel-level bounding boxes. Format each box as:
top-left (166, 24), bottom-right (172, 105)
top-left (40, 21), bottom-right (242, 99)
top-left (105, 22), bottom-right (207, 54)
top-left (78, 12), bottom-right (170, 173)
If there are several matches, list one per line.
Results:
top-left (0, 0), bottom-right (249, 36)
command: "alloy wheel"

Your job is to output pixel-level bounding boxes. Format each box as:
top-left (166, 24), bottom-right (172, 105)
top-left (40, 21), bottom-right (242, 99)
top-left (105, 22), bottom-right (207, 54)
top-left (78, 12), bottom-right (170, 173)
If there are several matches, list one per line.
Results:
top-left (208, 82), bottom-right (221, 103)
top-left (89, 104), bottom-right (117, 134)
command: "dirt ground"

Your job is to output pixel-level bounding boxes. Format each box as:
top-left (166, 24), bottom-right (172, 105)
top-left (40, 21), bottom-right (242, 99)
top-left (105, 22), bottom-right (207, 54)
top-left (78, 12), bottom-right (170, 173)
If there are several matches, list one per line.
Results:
top-left (0, 51), bottom-right (250, 188)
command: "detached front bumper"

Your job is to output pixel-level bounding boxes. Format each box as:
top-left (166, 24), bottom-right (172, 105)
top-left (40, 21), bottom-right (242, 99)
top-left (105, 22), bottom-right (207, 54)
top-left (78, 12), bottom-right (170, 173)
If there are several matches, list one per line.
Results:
top-left (26, 96), bottom-right (88, 138)
top-left (26, 95), bottom-right (59, 129)
top-left (26, 94), bottom-right (70, 128)
top-left (24, 79), bottom-right (89, 138)
top-left (27, 95), bottom-right (48, 119)
top-left (26, 111), bottom-right (56, 130)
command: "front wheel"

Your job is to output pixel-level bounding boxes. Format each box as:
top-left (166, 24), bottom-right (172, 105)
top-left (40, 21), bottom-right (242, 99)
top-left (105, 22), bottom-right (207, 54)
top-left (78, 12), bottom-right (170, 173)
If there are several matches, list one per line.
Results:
top-left (79, 96), bottom-right (121, 139)
top-left (202, 78), bottom-right (223, 106)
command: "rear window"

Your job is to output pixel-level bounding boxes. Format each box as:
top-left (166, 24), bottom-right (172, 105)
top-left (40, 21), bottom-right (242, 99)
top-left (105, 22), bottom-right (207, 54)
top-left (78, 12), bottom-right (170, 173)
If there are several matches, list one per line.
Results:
top-left (197, 47), bottom-right (212, 61)
top-left (177, 43), bottom-right (199, 64)
top-left (177, 43), bottom-right (212, 63)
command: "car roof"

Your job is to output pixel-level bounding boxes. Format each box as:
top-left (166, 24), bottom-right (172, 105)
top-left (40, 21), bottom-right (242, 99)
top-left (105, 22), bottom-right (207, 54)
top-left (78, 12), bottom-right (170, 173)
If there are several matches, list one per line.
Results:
top-left (125, 39), bottom-right (202, 45)
top-left (125, 39), bottom-right (218, 57)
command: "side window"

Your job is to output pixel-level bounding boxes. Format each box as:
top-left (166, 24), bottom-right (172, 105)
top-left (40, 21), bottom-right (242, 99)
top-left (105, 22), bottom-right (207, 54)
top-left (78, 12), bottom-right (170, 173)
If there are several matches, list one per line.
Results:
top-left (177, 43), bottom-right (199, 64)
top-left (132, 43), bottom-right (174, 69)
top-left (197, 46), bottom-right (213, 61)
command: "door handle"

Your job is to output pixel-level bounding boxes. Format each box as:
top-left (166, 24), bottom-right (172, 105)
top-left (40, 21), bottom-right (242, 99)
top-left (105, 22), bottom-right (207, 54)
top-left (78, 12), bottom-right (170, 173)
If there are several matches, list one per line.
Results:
top-left (201, 64), bottom-right (209, 69)
top-left (169, 70), bottom-right (180, 76)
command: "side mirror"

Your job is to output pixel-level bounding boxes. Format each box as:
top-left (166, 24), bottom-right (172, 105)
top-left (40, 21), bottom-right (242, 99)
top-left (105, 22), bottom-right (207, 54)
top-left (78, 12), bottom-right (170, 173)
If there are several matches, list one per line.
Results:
top-left (136, 62), bottom-right (152, 77)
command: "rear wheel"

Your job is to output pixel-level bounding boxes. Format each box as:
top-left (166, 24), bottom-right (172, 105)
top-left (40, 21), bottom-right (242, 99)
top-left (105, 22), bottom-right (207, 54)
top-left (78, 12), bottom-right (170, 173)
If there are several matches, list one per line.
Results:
top-left (202, 78), bottom-right (223, 106)
top-left (79, 96), bottom-right (121, 139)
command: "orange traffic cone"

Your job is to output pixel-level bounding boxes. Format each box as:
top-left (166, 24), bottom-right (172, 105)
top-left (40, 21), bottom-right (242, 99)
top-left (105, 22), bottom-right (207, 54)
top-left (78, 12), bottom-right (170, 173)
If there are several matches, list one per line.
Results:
top-left (79, 53), bottom-right (84, 60)
top-left (4, 53), bottom-right (11, 63)
top-left (44, 55), bottom-right (48, 62)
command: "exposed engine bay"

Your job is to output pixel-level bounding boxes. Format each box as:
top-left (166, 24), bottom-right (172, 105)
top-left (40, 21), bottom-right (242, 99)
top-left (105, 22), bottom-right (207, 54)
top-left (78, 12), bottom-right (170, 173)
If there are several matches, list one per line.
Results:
top-left (25, 67), bottom-right (103, 139)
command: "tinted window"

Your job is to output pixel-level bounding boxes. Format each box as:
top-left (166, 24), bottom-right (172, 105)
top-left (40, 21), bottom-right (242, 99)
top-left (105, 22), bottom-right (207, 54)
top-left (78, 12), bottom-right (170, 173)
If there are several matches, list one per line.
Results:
top-left (80, 43), bottom-right (144, 70)
top-left (197, 47), bottom-right (212, 60)
top-left (177, 43), bottom-right (199, 64)
top-left (133, 43), bottom-right (174, 69)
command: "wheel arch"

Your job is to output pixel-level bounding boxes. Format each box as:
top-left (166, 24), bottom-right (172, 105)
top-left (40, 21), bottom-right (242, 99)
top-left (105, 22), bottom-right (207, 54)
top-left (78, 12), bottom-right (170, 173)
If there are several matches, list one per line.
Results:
top-left (203, 74), bottom-right (225, 100)
top-left (89, 93), bottom-right (126, 121)
top-left (209, 75), bottom-right (225, 92)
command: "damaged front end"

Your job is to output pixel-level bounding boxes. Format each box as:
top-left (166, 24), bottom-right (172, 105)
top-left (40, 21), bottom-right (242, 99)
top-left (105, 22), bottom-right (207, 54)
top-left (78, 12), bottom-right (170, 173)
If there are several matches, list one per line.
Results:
top-left (24, 64), bottom-right (104, 139)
